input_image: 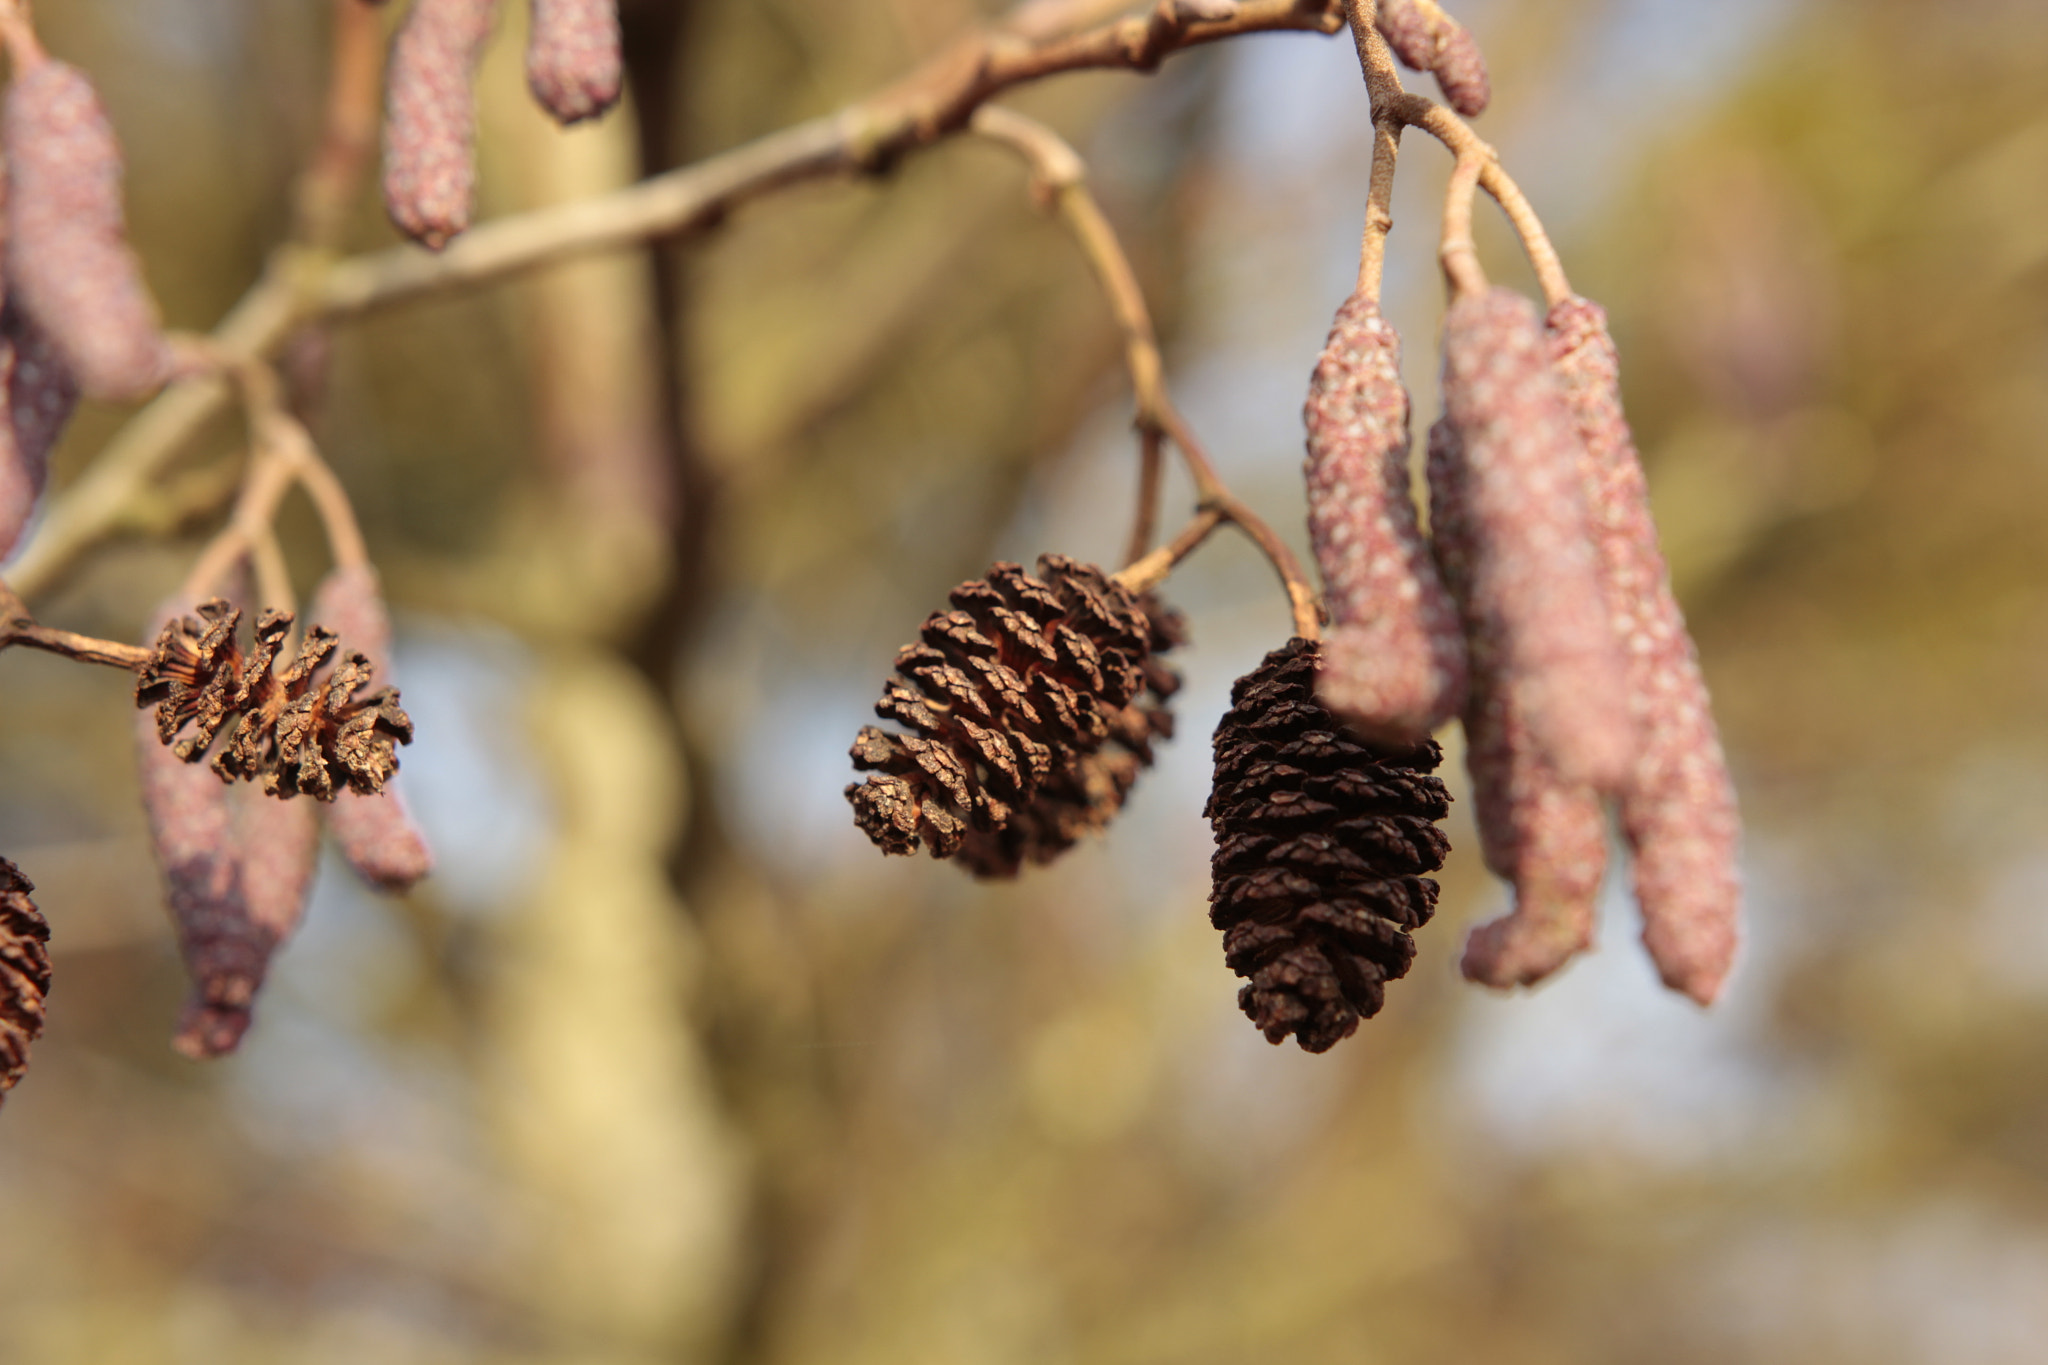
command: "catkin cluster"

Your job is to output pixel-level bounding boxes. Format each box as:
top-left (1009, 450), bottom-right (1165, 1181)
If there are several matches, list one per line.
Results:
top-left (383, 0), bottom-right (624, 250)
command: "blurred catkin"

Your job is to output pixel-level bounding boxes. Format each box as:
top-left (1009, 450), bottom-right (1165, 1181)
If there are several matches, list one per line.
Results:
top-left (311, 565), bottom-right (434, 891)
top-left (384, 0), bottom-right (499, 249)
top-left (0, 302), bottom-right (81, 557)
top-left (1547, 295), bottom-right (1739, 1003)
top-left (1304, 291), bottom-right (1467, 742)
top-left (526, 0), bottom-right (622, 125)
top-left (1374, 0), bottom-right (1490, 117)
top-left (0, 856), bottom-right (50, 1103)
top-left (1429, 419), bottom-right (1605, 987)
top-left (1, 58), bottom-right (169, 403)
top-left (1207, 638), bottom-right (1452, 1052)
top-left (1439, 287), bottom-right (1633, 790)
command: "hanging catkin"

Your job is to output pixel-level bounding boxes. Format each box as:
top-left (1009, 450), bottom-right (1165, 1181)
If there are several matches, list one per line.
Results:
top-left (1547, 295), bottom-right (1740, 1004)
top-left (1439, 287), bottom-right (1634, 791)
top-left (1373, 0), bottom-right (1490, 118)
top-left (312, 565), bottom-right (435, 891)
top-left (1, 58), bottom-right (170, 402)
top-left (0, 303), bottom-right (83, 558)
top-left (1304, 291), bottom-right (1467, 743)
top-left (1428, 419), bottom-right (1606, 987)
top-left (383, 0), bottom-right (498, 250)
top-left (526, 0), bottom-right (622, 125)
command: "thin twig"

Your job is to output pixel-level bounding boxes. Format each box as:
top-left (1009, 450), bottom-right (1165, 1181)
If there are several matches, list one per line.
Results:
top-left (1113, 505), bottom-right (1224, 594)
top-left (1439, 151), bottom-right (1487, 298)
top-left (0, 578), bottom-right (150, 670)
top-left (293, 0), bottom-right (385, 251)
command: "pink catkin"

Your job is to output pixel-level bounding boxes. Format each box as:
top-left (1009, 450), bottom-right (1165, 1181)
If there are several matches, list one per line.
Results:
top-left (1439, 287), bottom-right (1634, 791)
top-left (1304, 292), bottom-right (1467, 742)
top-left (1373, 0), bottom-right (1490, 118)
top-left (137, 602), bottom-right (320, 1058)
top-left (1547, 296), bottom-right (1740, 1004)
top-left (384, 0), bottom-right (498, 251)
top-left (2, 60), bottom-right (170, 403)
top-left (527, 0), bottom-right (622, 125)
top-left (1429, 420), bottom-right (1606, 986)
top-left (311, 565), bottom-right (434, 891)
top-left (0, 304), bottom-right (84, 557)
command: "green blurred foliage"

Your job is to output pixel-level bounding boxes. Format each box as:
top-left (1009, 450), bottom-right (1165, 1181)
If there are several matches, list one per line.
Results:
top-left (2, 1), bottom-right (2047, 1363)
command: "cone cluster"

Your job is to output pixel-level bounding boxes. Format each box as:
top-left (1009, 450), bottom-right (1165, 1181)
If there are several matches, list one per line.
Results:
top-left (0, 857), bottom-right (49, 1103)
top-left (847, 555), bottom-right (1181, 879)
top-left (1207, 638), bottom-right (1452, 1052)
top-left (135, 598), bottom-right (414, 801)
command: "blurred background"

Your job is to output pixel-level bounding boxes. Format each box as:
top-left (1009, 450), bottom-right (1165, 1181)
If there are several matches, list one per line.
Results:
top-left (2, 0), bottom-right (2047, 1360)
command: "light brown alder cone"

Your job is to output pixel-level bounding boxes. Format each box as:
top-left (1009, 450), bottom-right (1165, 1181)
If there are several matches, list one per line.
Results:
top-left (312, 565), bottom-right (434, 892)
top-left (1305, 292), bottom-right (1467, 743)
top-left (0, 856), bottom-right (51, 1104)
top-left (527, 0), bottom-right (622, 125)
top-left (1429, 419), bottom-right (1605, 987)
top-left (1440, 287), bottom-right (1634, 791)
top-left (384, 0), bottom-right (498, 250)
top-left (137, 601), bottom-right (320, 1058)
top-left (2, 58), bottom-right (171, 403)
top-left (1547, 295), bottom-right (1740, 1004)
top-left (1374, 0), bottom-right (1490, 118)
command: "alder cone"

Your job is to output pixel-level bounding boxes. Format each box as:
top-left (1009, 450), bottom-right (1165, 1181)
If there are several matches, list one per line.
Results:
top-left (2, 59), bottom-right (170, 402)
top-left (0, 857), bottom-right (50, 1103)
top-left (527, 0), bottom-right (623, 124)
top-left (1207, 638), bottom-right (1452, 1053)
top-left (846, 555), bottom-right (1180, 878)
top-left (135, 599), bottom-right (414, 801)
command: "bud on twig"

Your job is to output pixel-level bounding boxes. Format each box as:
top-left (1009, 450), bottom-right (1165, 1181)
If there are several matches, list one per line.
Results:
top-left (526, 0), bottom-right (622, 125)
top-left (1206, 638), bottom-right (1452, 1051)
top-left (2, 59), bottom-right (171, 402)
top-left (1374, 0), bottom-right (1490, 118)
top-left (311, 565), bottom-right (434, 891)
top-left (1439, 287), bottom-right (1633, 790)
top-left (1547, 295), bottom-right (1740, 1004)
top-left (0, 856), bottom-right (50, 1104)
top-left (1304, 291), bottom-right (1466, 742)
top-left (384, 0), bottom-right (498, 250)
top-left (847, 556), bottom-right (1179, 877)
top-left (1428, 419), bottom-right (1605, 987)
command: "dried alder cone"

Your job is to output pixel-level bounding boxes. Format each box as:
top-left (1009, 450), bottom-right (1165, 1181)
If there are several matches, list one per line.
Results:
top-left (310, 566), bottom-right (435, 891)
top-left (135, 599), bottom-right (414, 801)
top-left (1207, 638), bottom-right (1452, 1052)
top-left (1547, 296), bottom-right (1740, 1004)
top-left (1429, 418), bottom-right (1606, 988)
top-left (1374, 0), bottom-right (1490, 118)
top-left (1, 57), bottom-right (170, 402)
top-left (1439, 287), bottom-right (1634, 791)
top-left (384, 0), bottom-right (498, 250)
top-left (527, 0), bottom-right (623, 125)
top-left (0, 857), bottom-right (50, 1104)
top-left (847, 555), bottom-right (1181, 878)
top-left (1304, 290), bottom-right (1466, 743)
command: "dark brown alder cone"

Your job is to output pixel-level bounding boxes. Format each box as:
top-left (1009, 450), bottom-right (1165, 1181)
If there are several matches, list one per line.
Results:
top-left (1548, 295), bottom-right (1740, 1003)
top-left (311, 566), bottom-right (435, 891)
top-left (527, 0), bottom-right (622, 125)
top-left (1304, 290), bottom-right (1467, 742)
top-left (2, 58), bottom-right (171, 402)
top-left (1374, 0), bottom-right (1490, 118)
top-left (0, 857), bottom-right (51, 1104)
top-left (383, 0), bottom-right (498, 250)
top-left (1429, 419), bottom-right (1607, 988)
top-left (1206, 637), bottom-right (1452, 1052)
top-left (134, 599), bottom-right (414, 801)
top-left (846, 555), bottom-right (1180, 877)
